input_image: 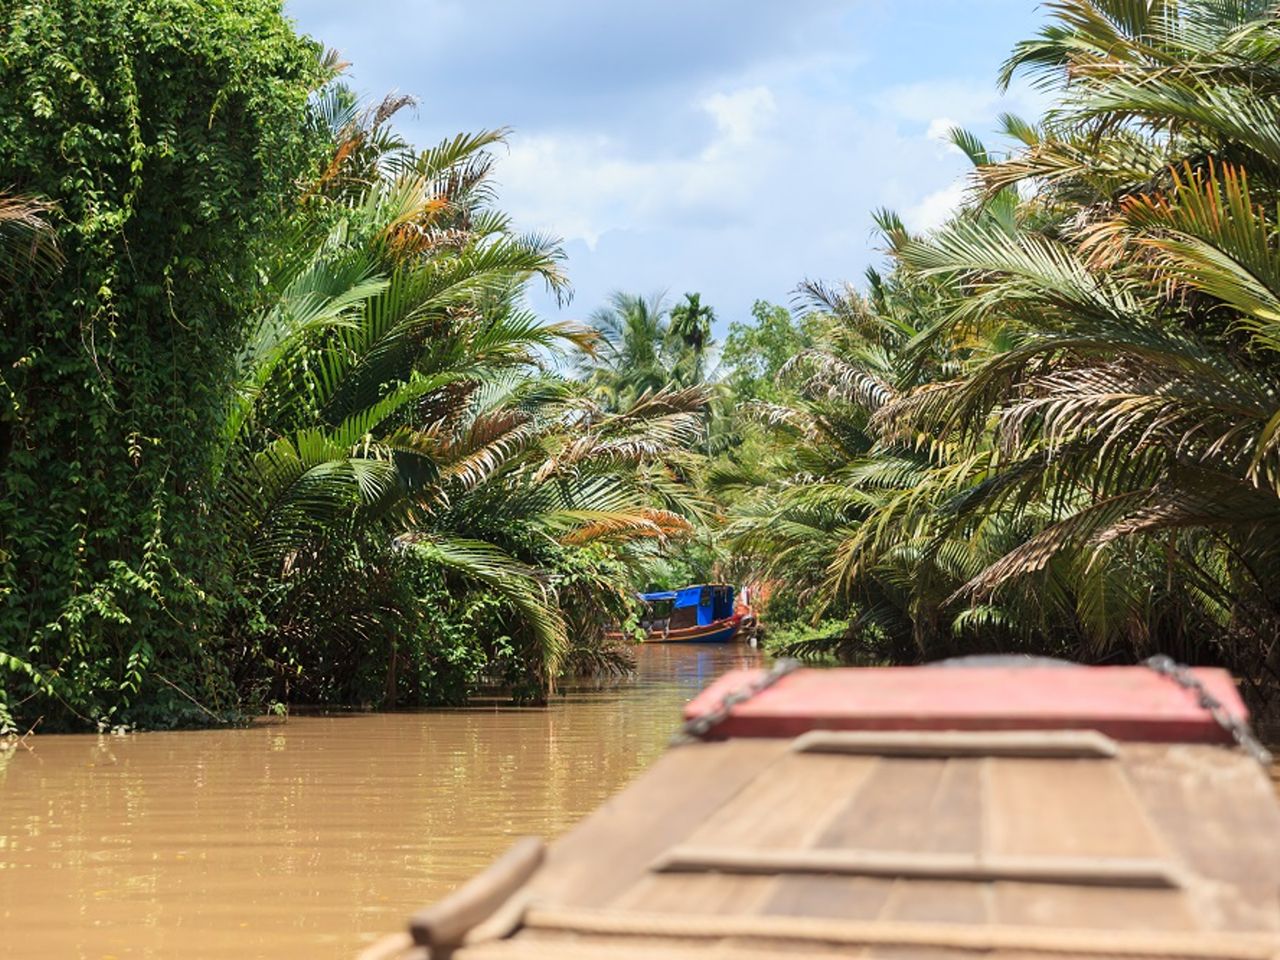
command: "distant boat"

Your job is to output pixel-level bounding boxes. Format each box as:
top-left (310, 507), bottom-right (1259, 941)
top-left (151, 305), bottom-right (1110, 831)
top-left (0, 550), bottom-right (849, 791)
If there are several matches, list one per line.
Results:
top-left (627, 583), bottom-right (744, 643)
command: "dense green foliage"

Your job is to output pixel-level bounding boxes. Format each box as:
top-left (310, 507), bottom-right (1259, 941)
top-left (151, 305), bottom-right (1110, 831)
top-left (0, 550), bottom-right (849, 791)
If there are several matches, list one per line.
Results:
top-left (0, 5), bottom-right (702, 731)
top-left (0, 0), bottom-right (325, 730)
top-left (714, 0), bottom-right (1280, 697)
top-left (720, 301), bottom-right (818, 405)
top-left (575, 0), bottom-right (1280, 699)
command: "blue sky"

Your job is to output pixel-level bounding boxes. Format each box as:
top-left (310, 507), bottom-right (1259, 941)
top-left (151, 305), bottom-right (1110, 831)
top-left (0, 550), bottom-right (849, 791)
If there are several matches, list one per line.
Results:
top-left (287, 1), bottom-right (1050, 332)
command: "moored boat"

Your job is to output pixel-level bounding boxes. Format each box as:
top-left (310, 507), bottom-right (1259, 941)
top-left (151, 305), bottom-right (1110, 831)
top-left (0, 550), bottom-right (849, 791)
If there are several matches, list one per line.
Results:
top-left (362, 658), bottom-right (1280, 960)
top-left (616, 583), bottom-right (745, 644)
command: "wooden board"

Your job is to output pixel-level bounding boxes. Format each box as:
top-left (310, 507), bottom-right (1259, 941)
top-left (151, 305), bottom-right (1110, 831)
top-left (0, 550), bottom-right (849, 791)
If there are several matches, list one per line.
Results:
top-left (520, 739), bottom-right (789, 909)
top-left (451, 739), bottom-right (1280, 959)
top-left (685, 667), bottom-right (1247, 742)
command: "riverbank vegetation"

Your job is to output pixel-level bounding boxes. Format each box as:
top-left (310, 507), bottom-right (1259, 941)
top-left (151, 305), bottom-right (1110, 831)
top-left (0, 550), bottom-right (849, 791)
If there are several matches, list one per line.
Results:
top-left (716, 0), bottom-right (1280, 700)
top-left (0, 0), bottom-right (701, 731)
top-left (3, 0), bottom-right (1279, 730)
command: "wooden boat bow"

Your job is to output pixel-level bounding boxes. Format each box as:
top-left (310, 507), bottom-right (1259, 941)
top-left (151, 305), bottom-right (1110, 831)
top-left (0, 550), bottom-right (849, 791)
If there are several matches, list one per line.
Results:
top-left (366, 663), bottom-right (1280, 959)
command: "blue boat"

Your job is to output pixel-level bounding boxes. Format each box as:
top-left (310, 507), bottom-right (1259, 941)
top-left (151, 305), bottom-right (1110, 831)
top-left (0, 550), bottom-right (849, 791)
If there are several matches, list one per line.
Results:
top-left (631, 583), bottom-right (743, 643)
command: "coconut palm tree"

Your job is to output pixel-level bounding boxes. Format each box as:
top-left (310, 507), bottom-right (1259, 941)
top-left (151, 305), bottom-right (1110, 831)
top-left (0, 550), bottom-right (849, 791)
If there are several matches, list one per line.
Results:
top-left (579, 291), bottom-right (718, 410)
top-left (725, 0), bottom-right (1280, 689)
top-left (217, 100), bottom-right (707, 706)
top-left (670, 291), bottom-right (715, 381)
top-left (579, 292), bottom-right (676, 408)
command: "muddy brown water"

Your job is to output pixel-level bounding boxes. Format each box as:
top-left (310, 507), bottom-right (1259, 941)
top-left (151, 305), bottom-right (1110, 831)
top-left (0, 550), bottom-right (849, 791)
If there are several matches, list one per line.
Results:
top-left (0, 644), bottom-right (762, 960)
top-left (4, 647), bottom-right (1279, 960)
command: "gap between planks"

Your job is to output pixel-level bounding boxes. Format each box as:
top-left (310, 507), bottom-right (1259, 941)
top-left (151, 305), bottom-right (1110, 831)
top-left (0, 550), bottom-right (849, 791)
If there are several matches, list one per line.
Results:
top-left (791, 729), bottom-right (1121, 759)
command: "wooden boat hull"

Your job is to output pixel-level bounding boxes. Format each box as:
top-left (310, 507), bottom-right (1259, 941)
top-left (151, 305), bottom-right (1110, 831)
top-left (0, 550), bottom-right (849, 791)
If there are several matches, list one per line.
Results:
top-left (646, 618), bottom-right (740, 644)
top-left (608, 615), bottom-right (742, 644)
top-left (368, 663), bottom-right (1280, 960)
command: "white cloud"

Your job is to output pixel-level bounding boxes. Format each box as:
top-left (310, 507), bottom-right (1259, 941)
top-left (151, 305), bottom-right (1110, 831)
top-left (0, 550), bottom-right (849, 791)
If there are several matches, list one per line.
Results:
top-left (903, 179), bottom-right (968, 233)
top-left (880, 77), bottom-right (1050, 142)
top-left (485, 65), bottom-right (1055, 326)
top-left (494, 71), bottom-right (1044, 259)
top-left (498, 66), bottom-right (1019, 320)
top-left (926, 116), bottom-right (959, 141)
top-left (290, 0), bottom-right (1056, 327)
top-left (497, 134), bottom-right (656, 250)
top-left (701, 86), bottom-right (777, 148)
top-left (881, 80), bottom-right (1006, 127)
top-left (496, 85), bottom-right (782, 251)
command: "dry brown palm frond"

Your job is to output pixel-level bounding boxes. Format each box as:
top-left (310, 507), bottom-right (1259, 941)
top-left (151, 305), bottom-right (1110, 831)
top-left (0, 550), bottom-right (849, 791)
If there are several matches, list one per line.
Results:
top-left (738, 399), bottom-right (822, 438)
top-left (871, 377), bottom-right (976, 444)
top-left (532, 426), bottom-right (697, 484)
top-left (1095, 467), bottom-right (1280, 544)
top-left (558, 507), bottom-right (692, 546)
top-left (311, 92), bottom-right (418, 198)
top-left (437, 409), bottom-right (539, 491)
top-left (372, 93), bottom-right (415, 128)
top-left (0, 190), bottom-right (63, 282)
top-left (785, 349), bottom-right (896, 412)
top-left (539, 320), bottom-right (600, 356)
top-left (596, 384), bottom-right (710, 428)
top-left (318, 47), bottom-right (351, 79)
top-left (1003, 358), bottom-right (1270, 458)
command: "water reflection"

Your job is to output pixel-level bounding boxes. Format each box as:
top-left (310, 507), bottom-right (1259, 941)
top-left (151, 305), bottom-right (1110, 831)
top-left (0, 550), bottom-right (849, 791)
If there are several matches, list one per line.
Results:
top-left (0, 643), bottom-right (761, 960)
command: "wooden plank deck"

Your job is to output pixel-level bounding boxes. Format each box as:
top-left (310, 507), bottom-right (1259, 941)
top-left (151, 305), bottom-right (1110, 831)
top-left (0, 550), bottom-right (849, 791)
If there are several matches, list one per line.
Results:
top-left (442, 734), bottom-right (1280, 960)
top-left (364, 668), bottom-right (1280, 960)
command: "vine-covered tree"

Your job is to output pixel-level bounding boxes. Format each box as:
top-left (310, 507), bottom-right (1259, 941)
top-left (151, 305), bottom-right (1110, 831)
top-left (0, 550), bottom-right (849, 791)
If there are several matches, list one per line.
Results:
top-left (0, 0), bottom-right (325, 730)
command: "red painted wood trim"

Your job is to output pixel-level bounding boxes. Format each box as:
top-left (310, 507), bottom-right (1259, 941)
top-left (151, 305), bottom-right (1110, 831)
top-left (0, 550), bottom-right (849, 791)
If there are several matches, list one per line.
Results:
top-left (683, 666), bottom-right (1247, 743)
top-left (608, 614), bottom-right (743, 643)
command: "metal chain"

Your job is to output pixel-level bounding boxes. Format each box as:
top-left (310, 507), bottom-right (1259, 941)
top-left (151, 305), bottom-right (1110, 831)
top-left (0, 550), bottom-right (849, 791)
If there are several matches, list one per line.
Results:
top-left (1144, 654), bottom-right (1273, 766)
top-left (671, 658), bottom-right (801, 746)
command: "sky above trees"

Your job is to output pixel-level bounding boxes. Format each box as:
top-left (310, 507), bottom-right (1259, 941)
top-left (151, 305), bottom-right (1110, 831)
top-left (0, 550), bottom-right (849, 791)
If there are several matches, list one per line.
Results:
top-left (288, 0), bottom-right (1047, 331)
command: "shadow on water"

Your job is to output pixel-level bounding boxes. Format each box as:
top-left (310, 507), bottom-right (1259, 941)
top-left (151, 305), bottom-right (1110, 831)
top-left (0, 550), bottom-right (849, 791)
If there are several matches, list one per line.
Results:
top-left (0, 642), bottom-right (763, 960)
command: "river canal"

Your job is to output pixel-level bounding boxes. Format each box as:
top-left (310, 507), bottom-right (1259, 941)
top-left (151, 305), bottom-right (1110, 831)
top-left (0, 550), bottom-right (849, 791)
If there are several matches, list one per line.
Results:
top-left (0, 643), bottom-right (762, 960)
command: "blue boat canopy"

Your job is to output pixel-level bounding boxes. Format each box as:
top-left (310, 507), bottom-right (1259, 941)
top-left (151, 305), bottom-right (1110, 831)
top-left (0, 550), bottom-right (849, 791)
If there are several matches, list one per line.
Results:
top-left (641, 583), bottom-right (735, 627)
